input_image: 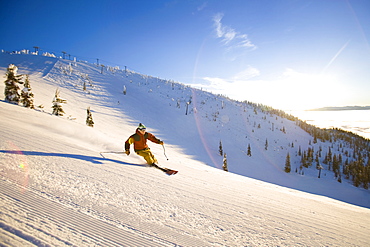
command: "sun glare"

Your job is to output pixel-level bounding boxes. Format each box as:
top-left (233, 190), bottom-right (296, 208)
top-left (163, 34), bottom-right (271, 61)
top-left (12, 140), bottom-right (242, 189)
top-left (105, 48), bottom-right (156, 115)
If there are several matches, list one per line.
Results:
top-left (199, 68), bottom-right (348, 111)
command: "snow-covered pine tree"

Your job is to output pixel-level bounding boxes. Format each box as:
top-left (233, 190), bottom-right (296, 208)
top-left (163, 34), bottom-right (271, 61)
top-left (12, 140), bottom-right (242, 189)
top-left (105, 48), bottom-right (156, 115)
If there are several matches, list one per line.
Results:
top-left (52, 89), bottom-right (67, 116)
top-left (223, 153), bottom-right (228, 172)
top-left (86, 107), bottom-right (94, 127)
top-left (4, 64), bottom-right (23, 104)
top-left (20, 75), bottom-right (35, 109)
top-left (284, 153), bottom-right (291, 173)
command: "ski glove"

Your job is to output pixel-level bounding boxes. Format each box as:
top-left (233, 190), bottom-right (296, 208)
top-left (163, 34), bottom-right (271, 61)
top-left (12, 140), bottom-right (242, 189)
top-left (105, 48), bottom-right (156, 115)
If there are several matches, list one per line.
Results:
top-left (125, 149), bottom-right (130, 155)
top-left (159, 141), bottom-right (164, 145)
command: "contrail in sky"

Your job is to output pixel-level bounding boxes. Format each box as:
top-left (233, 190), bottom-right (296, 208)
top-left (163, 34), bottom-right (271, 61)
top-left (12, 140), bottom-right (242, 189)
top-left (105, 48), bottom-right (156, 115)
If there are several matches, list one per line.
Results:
top-left (322, 40), bottom-right (351, 74)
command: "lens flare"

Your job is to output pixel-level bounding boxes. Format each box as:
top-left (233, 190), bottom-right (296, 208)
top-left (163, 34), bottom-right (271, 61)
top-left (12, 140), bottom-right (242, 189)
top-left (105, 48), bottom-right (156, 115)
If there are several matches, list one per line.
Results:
top-left (7, 141), bottom-right (29, 193)
top-left (191, 88), bottom-right (222, 169)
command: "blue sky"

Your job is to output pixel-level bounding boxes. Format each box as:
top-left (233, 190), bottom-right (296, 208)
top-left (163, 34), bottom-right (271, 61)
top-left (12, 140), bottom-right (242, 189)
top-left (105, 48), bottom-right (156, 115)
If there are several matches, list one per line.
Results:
top-left (1, 0), bottom-right (369, 110)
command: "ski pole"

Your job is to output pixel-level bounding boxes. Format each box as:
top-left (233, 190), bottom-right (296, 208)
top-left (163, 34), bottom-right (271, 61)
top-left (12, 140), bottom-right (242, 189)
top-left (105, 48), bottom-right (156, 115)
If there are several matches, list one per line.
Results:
top-left (100, 151), bottom-right (125, 154)
top-left (99, 151), bottom-right (125, 158)
top-left (162, 144), bottom-right (169, 160)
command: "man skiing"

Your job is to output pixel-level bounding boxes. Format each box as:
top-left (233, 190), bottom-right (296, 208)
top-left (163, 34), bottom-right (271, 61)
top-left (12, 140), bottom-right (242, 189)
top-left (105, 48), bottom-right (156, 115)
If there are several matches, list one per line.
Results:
top-left (125, 123), bottom-right (177, 175)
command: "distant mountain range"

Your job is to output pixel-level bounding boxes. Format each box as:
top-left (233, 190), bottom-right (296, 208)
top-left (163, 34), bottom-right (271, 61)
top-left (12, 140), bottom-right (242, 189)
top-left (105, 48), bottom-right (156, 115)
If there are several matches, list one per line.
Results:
top-left (307, 106), bottom-right (370, 111)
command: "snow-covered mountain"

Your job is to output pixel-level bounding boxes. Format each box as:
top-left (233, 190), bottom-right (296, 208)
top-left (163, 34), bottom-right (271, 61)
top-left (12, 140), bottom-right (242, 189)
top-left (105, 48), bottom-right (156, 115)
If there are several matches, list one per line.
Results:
top-left (1, 52), bottom-right (369, 246)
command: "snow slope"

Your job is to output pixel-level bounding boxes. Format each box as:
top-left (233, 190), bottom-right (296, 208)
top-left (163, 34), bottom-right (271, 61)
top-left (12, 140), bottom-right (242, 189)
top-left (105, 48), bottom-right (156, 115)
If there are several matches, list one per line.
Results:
top-left (1, 53), bottom-right (370, 246)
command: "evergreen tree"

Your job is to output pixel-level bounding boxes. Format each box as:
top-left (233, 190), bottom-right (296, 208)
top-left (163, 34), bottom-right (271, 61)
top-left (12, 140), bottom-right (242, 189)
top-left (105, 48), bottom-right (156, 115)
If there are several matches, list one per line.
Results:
top-left (86, 107), bottom-right (94, 127)
top-left (323, 153), bottom-right (328, 165)
top-left (343, 158), bottom-right (350, 179)
top-left (353, 160), bottom-right (362, 187)
top-left (304, 148), bottom-right (313, 167)
top-left (301, 151), bottom-right (308, 168)
top-left (315, 153), bottom-right (319, 169)
top-left (222, 153), bottom-right (228, 172)
top-left (317, 164), bottom-right (323, 178)
top-left (219, 140), bottom-right (223, 156)
top-left (366, 158), bottom-right (370, 183)
top-left (327, 147), bottom-right (333, 164)
top-left (52, 89), bottom-right (67, 116)
top-left (4, 64), bottom-right (23, 104)
top-left (247, 144), bottom-right (252, 157)
top-left (332, 154), bottom-right (340, 178)
top-left (364, 161), bottom-right (370, 189)
top-left (265, 138), bottom-right (268, 150)
top-left (284, 153), bottom-right (291, 173)
top-left (20, 75), bottom-right (34, 109)
top-left (313, 135), bottom-right (317, 144)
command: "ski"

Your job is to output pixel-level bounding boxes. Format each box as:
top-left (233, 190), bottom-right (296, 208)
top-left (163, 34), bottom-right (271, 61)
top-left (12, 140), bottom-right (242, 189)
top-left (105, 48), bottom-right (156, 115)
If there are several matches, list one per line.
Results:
top-left (150, 164), bottom-right (178, 176)
top-left (164, 169), bottom-right (178, 176)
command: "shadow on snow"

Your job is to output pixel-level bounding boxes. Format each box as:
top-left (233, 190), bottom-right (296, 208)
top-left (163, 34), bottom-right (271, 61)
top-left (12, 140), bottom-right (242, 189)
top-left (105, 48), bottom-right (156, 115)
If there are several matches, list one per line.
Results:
top-left (0, 150), bottom-right (144, 166)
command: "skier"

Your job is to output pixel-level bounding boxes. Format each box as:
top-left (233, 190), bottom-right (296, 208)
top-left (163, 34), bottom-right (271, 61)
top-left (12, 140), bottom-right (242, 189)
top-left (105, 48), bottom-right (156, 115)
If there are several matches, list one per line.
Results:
top-left (125, 123), bottom-right (163, 164)
top-left (124, 123), bottom-right (177, 175)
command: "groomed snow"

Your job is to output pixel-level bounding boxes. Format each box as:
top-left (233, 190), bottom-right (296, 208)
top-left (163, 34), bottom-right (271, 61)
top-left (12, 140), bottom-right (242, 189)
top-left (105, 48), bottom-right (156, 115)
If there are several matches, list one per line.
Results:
top-left (1, 53), bottom-right (370, 246)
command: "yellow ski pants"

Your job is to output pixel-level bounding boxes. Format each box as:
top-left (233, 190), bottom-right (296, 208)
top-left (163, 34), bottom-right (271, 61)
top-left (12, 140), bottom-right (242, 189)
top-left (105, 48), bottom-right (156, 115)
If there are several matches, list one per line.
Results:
top-left (135, 148), bottom-right (157, 165)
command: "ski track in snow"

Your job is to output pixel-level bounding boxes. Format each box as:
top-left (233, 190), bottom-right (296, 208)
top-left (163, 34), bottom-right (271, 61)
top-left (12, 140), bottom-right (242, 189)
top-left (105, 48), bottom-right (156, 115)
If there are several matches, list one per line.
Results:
top-left (1, 53), bottom-right (370, 246)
